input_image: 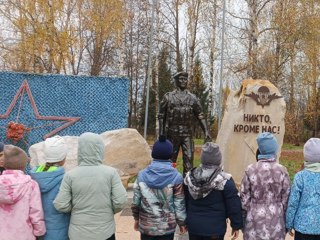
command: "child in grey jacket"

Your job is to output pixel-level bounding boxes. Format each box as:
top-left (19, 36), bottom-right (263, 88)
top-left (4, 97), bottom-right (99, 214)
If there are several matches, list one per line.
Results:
top-left (54, 132), bottom-right (127, 240)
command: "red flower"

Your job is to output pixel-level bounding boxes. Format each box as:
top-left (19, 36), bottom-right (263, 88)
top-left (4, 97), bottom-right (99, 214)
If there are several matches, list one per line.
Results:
top-left (6, 121), bottom-right (28, 143)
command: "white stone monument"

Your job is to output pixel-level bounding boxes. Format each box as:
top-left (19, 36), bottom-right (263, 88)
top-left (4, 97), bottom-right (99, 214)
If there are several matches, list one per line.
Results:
top-left (216, 79), bottom-right (286, 184)
top-left (29, 128), bottom-right (152, 188)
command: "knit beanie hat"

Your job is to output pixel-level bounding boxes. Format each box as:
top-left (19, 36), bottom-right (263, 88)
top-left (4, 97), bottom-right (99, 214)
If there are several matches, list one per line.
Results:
top-left (304, 138), bottom-right (320, 163)
top-left (0, 142), bottom-right (4, 152)
top-left (200, 142), bottom-right (222, 167)
top-left (3, 145), bottom-right (28, 171)
top-left (256, 132), bottom-right (278, 155)
top-left (152, 135), bottom-right (173, 160)
top-left (44, 135), bottom-right (68, 163)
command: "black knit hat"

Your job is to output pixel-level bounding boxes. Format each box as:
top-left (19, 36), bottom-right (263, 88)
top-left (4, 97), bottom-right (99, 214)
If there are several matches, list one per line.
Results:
top-left (152, 135), bottom-right (173, 160)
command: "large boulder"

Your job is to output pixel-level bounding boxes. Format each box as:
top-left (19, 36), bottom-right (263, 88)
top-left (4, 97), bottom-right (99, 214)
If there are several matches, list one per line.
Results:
top-left (216, 79), bottom-right (286, 184)
top-left (29, 128), bottom-right (152, 188)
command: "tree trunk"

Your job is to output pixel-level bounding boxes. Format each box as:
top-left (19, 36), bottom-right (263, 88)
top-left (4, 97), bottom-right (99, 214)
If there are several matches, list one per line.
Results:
top-left (175, 0), bottom-right (183, 71)
top-left (247, 0), bottom-right (258, 79)
top-left (208, 0), bottom-right (217, 118)
top-left (187, 0), bottom-right (201, 79)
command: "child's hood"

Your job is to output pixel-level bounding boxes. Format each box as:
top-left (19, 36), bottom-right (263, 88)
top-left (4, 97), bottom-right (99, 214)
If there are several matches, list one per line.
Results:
top-left (138, 160), bottom-right (183, 189)
top-left (0, 170), bottom-right (32, 204)
top-left (78, 133), bottom-right (104, 166)
top-left (29, 167), bottom-right (64, 193)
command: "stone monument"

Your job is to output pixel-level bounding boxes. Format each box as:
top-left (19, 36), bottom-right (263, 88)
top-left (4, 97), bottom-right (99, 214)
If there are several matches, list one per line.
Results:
top-left (29, 128), bottom-right (151, 188)
top-left (216, 79), bottom-right (286, 184)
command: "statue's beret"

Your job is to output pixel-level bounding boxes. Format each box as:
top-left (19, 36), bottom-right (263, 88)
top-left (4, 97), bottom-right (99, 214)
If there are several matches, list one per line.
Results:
top-left (173, 71), bottom-right (188, 79)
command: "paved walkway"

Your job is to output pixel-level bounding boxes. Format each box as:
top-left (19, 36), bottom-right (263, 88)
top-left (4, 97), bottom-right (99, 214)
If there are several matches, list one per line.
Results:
top-left (115, 186), bottom-right (294, 240)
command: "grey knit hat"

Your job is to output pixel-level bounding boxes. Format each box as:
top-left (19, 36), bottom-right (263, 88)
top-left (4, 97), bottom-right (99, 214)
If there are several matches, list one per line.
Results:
top-left (304, 138), bottom-right (320, 163)
top-left (200, 142), bottom-right (222, 167)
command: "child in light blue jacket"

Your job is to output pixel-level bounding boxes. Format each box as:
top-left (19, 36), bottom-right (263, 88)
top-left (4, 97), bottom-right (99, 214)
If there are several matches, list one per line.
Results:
top-left (286, 138), bottom-right (320, 239)
top-left (30, 136), bottom-right (70, 240)
top-left (131, 136), bottom-right (187, 240)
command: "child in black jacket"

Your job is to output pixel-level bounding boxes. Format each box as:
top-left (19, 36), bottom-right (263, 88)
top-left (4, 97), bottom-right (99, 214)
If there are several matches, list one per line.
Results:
top-left (184, 142), bottom-right (243, 240)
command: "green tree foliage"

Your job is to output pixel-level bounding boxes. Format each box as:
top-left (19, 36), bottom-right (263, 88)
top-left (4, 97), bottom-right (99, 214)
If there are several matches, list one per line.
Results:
top-left (82, 0), bottom-right (125, 76)
top-left (158, 47), bottom-right (173, 100)
top-left (0, 0), bottom-right (125, 75)
top-left (189, 56), bottom-right (209, 138)
top-left (0, 0), bottom-right (76, 73)
top-left (138, 47), bottom-right (173, 137)
top-left (139, 87), bottom-right (157, 137)
top-left (304, 90), bottom-right (320, 137)
top-left (299, 0), bottom-right (320, 137)
top-left (190, 56), bottom-right (208, 114)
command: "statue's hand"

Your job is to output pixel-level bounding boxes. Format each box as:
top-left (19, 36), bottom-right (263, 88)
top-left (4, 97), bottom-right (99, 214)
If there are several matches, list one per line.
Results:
top-left (204, 132), bottom-right (212, 143)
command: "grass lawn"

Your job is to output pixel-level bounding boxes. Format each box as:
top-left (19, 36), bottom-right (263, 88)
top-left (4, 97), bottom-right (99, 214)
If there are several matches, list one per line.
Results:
top-left (134, 141), bottom-right (303, 183)
top-left (279, 150), bottom-right (303, 182)
top-left (175, 143), bottom-right (303, 182)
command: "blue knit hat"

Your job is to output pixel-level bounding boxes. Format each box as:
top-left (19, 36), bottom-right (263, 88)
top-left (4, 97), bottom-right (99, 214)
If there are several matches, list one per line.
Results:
top-left (256, 132), bottom-right (278, 160)
top-left (152, 136), bottom-right (173, 160)
top-left (0, 142), bottom-right (4, 152)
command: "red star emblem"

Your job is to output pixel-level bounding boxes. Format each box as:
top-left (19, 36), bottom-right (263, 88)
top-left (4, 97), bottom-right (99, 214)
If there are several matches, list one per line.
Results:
top-left (0, 80), bottom-right (80, 140)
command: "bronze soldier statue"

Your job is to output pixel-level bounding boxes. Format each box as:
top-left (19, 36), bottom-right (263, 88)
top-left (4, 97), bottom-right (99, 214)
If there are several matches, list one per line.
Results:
top-left (158, 71), bottom-right (212, 175)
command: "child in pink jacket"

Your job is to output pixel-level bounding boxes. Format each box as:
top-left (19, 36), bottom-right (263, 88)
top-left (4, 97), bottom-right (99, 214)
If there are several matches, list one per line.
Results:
top-left (0, 145), bottom-right (46, 240)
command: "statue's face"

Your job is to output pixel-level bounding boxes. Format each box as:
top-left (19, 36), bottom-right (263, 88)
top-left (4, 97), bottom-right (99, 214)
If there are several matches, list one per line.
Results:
top-left (176, 76), bottom-right (188, 90)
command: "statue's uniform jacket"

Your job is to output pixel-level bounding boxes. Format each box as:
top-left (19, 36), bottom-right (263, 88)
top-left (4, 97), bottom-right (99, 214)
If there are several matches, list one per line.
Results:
top-left (159, 89), bottom-right (205, 137)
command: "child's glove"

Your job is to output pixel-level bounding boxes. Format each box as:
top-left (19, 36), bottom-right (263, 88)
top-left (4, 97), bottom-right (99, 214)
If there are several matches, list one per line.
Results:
top-left (288, 229), bottom-right (294, 237)
top-left (179, 225), bottom-right (187, 234)
top-left (134, 220), bottom-right (139, 231)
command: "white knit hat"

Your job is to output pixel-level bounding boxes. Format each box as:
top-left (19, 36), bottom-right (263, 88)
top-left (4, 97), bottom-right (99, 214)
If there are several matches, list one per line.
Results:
top-left (44, 136), bottom-right (68, 163)
top-left (304, 138), bottom-right (320, 163)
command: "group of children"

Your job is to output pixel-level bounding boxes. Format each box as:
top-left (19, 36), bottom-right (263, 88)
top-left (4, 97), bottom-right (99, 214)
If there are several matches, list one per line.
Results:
top-left (0, 132), bottom-right (319, 240)
top-left (132, 132), bottom-right (320, 240)
top-left (0, 132), bottom-right (127, 240)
